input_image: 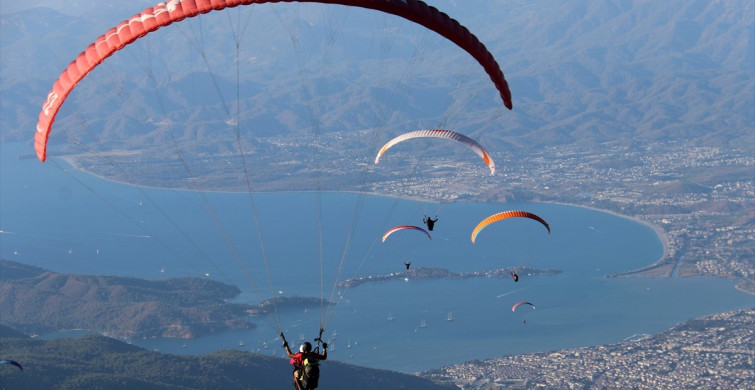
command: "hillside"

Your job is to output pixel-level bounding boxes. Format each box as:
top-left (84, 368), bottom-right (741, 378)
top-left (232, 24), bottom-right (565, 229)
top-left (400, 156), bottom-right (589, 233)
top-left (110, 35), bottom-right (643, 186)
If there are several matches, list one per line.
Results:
top-left (0, 259), bottom-right (254, 339)
top-left (1, 0), bottom-right (752, 153)
top-left (0, 331), bottom-right (454, 390)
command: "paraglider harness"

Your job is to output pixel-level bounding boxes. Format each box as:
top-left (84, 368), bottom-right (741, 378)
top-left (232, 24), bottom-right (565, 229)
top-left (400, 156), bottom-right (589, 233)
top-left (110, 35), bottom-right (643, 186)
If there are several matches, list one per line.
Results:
top-left (282, 329), bottom-right (326, 390)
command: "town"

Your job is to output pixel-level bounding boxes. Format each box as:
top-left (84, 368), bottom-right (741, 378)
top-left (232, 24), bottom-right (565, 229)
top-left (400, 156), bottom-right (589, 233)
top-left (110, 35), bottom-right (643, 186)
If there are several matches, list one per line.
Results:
top-left (421, 309), bottom-right (753, 389)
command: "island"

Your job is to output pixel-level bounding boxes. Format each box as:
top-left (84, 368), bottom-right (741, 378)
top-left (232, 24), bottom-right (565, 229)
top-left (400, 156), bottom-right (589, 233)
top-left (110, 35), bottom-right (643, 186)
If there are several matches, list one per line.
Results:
top-left (336, 266), bottom-right (561, 289)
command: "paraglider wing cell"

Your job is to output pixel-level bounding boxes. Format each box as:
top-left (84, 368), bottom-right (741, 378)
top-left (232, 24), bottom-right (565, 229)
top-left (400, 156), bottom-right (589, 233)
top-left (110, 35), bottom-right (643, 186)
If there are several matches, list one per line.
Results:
top-left (374, 129), bottom-right (495, 175)
top-left (382, 225), bottom-right (431, 242)
top-left (34, 0), bottom-right (512, 162)
top-left (470, 210), bottom-right (550, 243)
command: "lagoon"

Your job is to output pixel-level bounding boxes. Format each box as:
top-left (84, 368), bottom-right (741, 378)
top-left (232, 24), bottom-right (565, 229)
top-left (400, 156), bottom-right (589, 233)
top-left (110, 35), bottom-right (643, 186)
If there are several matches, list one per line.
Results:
top-left (1, 142), bottom-right (751, 372)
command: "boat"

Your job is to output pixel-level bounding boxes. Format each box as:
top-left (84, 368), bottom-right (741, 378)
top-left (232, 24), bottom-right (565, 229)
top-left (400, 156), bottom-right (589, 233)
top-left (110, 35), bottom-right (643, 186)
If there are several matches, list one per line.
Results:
top-left (239, 340), bottom-right (245, 347)
top-left (387, 313), bottom-right (394, 321)
top-left (420, 320), bottom-right (427, 328)
top-left (447, 312), bottom-right (454, 322)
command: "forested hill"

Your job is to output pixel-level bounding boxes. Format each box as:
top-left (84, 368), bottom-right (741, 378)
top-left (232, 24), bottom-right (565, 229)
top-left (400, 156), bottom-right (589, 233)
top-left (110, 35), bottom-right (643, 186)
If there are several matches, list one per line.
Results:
top-left (0, 332), bottom-right (455, 390)
top-left (0, 259), bottom-right (254, 339)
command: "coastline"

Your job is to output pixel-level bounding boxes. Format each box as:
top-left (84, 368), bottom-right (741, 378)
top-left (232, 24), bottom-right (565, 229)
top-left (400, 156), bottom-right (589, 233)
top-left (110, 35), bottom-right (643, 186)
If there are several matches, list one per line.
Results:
top-left (56, 153), bottom-right (675, 279)
top-left (528, 200), bottom-right (673, 278)
top-left (57, 153), bottom-right (440, 202)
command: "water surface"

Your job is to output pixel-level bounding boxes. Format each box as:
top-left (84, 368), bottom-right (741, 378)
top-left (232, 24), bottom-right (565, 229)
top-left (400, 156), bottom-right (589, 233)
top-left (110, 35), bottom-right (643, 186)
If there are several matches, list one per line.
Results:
top-left (1, 142), bottom-right (750, 372)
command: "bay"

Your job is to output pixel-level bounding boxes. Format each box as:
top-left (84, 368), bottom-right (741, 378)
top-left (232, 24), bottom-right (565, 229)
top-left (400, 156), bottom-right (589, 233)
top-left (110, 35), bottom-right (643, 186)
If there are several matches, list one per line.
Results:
top-left (1, 142), bottom-right (751, 373)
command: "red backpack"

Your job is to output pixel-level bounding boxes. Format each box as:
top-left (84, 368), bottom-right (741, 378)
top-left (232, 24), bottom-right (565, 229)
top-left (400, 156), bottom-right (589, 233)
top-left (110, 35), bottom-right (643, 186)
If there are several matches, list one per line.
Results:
top-left (290, 352), bottom-right (303, 367)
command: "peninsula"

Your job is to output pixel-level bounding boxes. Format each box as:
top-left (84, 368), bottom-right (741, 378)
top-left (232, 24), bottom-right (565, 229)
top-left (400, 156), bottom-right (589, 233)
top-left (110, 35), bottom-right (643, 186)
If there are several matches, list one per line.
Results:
top-left (336, 266), bottom-right (561, 289)
top-left (0, 260), bottom-right (322, 340)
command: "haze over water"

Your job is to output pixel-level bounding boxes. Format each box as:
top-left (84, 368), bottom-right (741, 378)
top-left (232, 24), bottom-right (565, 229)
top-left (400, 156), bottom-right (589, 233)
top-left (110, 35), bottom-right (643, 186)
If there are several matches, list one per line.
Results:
top-left (1, 142), bottom-right (751, 372)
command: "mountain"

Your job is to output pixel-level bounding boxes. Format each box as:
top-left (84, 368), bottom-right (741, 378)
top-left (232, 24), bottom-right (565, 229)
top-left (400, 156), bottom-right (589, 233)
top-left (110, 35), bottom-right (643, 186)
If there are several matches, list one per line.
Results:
top-left (1, 0), bottom-right (752, 153)
top-left (486, 0), bottom-right (753, 149)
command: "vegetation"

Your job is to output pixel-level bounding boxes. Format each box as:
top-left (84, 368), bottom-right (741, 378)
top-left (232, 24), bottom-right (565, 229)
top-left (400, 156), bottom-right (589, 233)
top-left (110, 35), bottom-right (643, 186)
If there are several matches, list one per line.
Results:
top-left (0, 331), bottom-right (454, 390)
top-left (0, 260), bottom-right (255, 339)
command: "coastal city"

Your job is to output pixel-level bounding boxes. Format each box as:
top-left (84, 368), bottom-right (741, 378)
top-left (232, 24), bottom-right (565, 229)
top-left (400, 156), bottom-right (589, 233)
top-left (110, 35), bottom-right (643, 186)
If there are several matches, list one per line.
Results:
top-left (362, 139), bottom-right (753, 285)
top-left (421, 309), bottom-right (753, 389)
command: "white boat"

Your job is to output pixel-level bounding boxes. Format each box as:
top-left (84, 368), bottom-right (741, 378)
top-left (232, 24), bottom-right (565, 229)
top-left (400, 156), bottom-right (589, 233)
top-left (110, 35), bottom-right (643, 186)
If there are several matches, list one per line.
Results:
top-left (387, 313), bottom-right (394, 321)
top-left (420, 320), bottom-right (427, 328)
top-left (447, 312), bottom-right (454, 322)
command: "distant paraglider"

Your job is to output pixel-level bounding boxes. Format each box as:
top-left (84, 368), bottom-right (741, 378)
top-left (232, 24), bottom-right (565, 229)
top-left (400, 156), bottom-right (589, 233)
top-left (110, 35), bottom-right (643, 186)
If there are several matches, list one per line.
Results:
top-left (470, 211), bottom-right (551, 243)
top-left (0, 359), bottom-right (23, 371)
top-left (374, 129), bottom-right (496, 175)
top-left (382, 225), bottom-right (432, 242)
top-left (511, 301), bottom-right (535, 312)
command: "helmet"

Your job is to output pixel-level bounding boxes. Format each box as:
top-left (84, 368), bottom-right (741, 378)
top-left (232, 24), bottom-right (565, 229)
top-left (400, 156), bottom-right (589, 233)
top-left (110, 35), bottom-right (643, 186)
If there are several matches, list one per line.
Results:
top-left (299, 342), bottom-right (312, 353)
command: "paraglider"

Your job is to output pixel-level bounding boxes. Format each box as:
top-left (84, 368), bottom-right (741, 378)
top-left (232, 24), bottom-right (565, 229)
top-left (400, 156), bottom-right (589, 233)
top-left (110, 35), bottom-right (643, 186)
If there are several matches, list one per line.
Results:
top-left (470, 210), bottom-right (551, 243)
top-left (422, 215), bottom-right (438, 231)
top-left (283, 340), bottom-right (327, 390)
top-left (281, 331), bottom-right (327, 390)
top-left (34, 0), bottom-right (513, 162)
top-left (0, 359), bottom-right (23, 371)
top-left (374, 129), bottom-right (496, 175)
top-left (511, 301), bottom-right (535, 312)
top-left (382, 225), bottom-right (432, 242)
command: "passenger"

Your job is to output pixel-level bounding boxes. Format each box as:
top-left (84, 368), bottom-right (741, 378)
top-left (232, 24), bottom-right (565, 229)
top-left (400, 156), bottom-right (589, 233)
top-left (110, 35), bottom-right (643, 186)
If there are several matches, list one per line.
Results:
top-left (283, 341), bottom-right (327, 390)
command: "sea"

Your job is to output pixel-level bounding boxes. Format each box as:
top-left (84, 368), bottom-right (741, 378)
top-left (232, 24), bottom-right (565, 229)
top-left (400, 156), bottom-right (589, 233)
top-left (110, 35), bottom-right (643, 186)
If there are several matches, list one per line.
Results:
top-left (1, 142), bottom-right (751, 373)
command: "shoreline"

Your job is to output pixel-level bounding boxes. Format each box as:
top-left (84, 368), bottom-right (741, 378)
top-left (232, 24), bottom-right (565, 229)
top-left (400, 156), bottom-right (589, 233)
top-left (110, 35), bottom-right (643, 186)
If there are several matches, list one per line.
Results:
top-left (57, 154), bottom-right (441, 202)
top-left (491, 199), bottom-right (674, 278)
top-left (56, 154), bottom-right (674, 278)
